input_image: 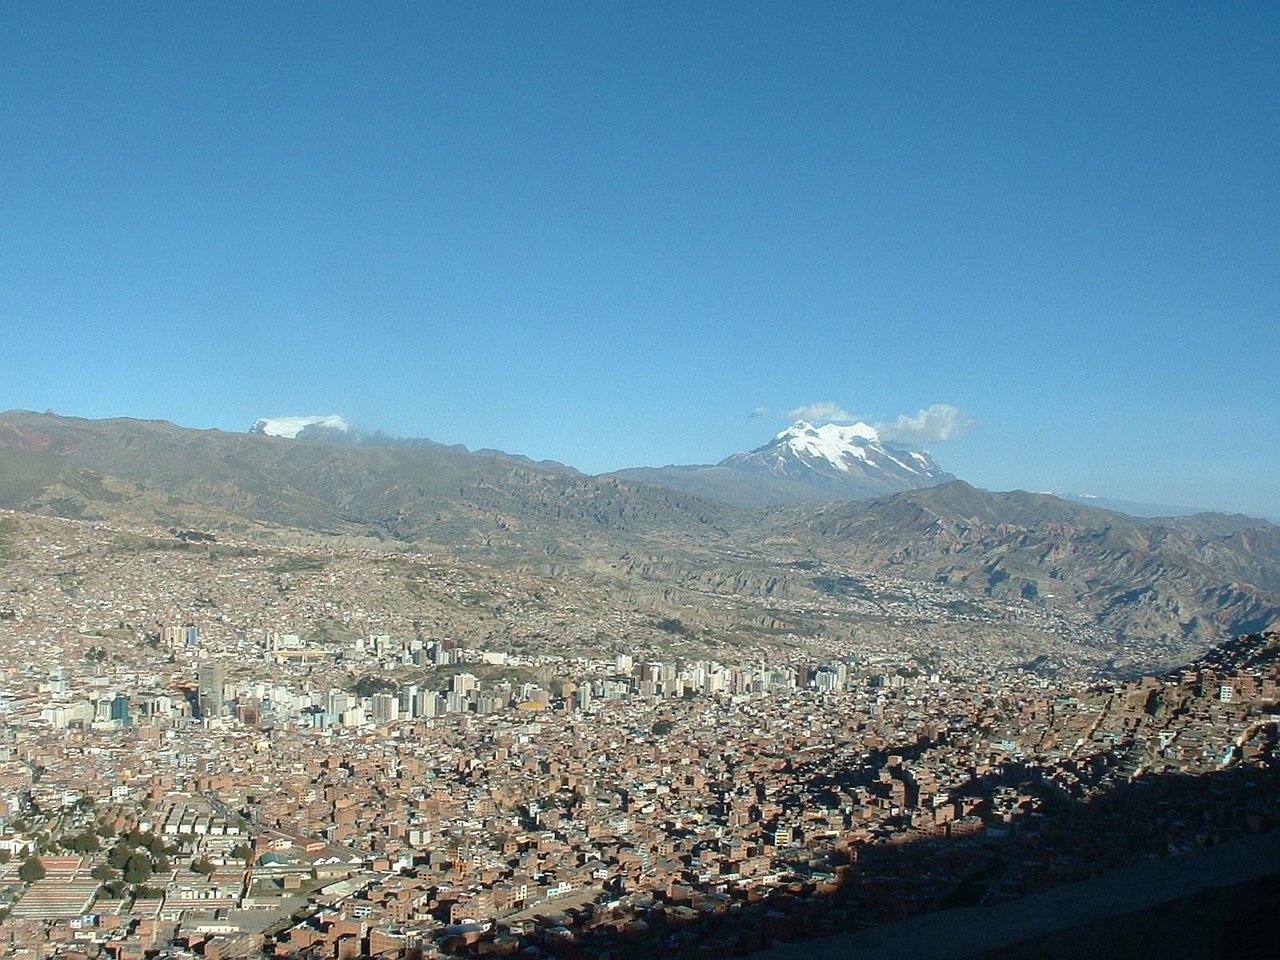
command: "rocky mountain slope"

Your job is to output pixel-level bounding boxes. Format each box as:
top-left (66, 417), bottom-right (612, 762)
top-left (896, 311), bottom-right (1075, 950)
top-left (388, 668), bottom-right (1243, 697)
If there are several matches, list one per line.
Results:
top-left (0, 411), bottom-right (733, 565)
top-left (1, 410), bottom-right (1277, 654)
top-left (757, 481), bottom-right (1280, 642)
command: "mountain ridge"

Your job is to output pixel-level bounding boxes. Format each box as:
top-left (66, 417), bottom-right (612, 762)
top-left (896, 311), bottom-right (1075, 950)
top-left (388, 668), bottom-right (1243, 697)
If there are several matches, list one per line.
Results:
top-left (613, 419), bottom-right (955, 506)
top-left (768, 481), bottom-right (1280, 643)
top-left (0, 409), bottom-right (737, 557)
top-left (1, 409), bottom-right (1276, 651)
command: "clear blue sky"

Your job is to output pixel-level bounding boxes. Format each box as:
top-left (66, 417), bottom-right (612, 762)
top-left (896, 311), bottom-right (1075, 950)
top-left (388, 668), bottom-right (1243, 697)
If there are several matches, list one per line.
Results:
top-left (3, 2), bottom-right (1277, 516)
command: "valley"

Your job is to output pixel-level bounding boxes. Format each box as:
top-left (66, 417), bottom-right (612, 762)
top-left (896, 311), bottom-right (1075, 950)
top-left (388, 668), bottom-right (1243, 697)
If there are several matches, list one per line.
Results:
top-left (0, 411), bottom-right (1277, 959)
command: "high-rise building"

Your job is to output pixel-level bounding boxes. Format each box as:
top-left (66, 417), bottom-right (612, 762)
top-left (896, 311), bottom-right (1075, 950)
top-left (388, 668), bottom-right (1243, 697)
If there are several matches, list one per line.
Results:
top-left (197, 662), bottom-right (224, 719)
top-left (109, 694), bottom-right (131, 726)
top-left (401, 684), bottom-right (420, 718)
top-left (328, 690), bottom-right (354, 715)
top-left (371, 693), bottom-right (400, 723)
top-left (446, 690), bottom-right (471, 713)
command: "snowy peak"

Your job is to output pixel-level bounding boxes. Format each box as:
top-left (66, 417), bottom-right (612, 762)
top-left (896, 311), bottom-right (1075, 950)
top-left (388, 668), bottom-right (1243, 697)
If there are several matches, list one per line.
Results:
top-left (715, 419), bottom-right (953, 499)
top-left (249, 415), bottom-right (349, 439)
top-left (610, 418), bottom-right (957, 506)
top-left (741, 419), bottom-right (944, 479)
top-left (772, 420), bottom-right (881, 472)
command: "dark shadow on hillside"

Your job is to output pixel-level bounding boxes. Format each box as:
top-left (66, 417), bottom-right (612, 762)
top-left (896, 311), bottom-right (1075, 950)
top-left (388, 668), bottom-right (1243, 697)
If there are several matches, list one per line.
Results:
top-left (968, 871), bottom-right (1280, 960)
top-left (274, 627), bottom-right (1280, 959)
top-left (406, 750), bottom-right (1280, 960)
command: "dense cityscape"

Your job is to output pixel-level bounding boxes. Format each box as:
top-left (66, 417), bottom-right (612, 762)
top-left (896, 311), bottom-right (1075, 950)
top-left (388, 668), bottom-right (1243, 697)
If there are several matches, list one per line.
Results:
top-left (6, 3), bottom-right (1279, 958)
top-left (2, 510), bottom-right (1277, 959)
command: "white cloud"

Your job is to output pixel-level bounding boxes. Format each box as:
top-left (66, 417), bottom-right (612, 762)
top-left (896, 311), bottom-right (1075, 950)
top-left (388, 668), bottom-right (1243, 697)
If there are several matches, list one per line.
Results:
top-left (875, 404), bottom-right (971, 443)
top-left (252, 415), bottom-right (349, 439)
top-left (785, 401), bottom-right (858, 423)
top-left (750, 406), bottom-right (769, 418)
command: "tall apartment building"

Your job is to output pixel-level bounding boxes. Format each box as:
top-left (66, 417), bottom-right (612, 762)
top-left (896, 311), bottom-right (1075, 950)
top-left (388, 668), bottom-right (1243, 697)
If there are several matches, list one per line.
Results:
top-left (197, 662), bottom-right (224, 719)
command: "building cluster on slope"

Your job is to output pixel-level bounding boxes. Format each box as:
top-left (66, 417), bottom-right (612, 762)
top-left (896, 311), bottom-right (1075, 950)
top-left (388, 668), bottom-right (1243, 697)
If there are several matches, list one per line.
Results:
top-left (0, 511), bottom-right (1277, 958)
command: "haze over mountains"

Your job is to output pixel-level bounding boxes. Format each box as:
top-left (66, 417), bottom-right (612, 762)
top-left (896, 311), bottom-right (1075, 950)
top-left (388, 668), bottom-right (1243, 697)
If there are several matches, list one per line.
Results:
top-left (1054, 491), bottom-right (1216, 519)
top-left (0, 408), bottom-right (1277, 662)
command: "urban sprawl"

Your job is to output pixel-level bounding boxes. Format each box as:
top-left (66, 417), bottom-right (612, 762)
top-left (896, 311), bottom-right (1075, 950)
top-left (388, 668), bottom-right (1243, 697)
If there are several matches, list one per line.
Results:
top-left (1, 512), bottom-right (1278, 959)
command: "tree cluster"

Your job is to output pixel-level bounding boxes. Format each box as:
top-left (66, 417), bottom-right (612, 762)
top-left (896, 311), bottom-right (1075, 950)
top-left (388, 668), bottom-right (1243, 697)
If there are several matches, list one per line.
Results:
top-left (97, 829), bottom-right (175, 892)
top-left (18, 857), bottom-right (45, 883)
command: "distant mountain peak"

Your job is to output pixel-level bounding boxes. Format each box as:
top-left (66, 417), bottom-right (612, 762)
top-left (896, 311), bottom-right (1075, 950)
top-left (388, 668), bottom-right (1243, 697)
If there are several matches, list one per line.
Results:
top-left (724, 419), bottom-right (947, 486)
top-left (249, 415), bottom-right (349, 439)
top-left (769, 420), bottom-right (882, 472)
top-left (612, 420), bottom-right (955, 507)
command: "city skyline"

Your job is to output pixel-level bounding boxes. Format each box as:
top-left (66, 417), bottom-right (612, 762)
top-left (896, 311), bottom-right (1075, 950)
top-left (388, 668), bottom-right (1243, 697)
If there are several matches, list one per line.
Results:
top-left (3, 2), bottom-right (1277, 516)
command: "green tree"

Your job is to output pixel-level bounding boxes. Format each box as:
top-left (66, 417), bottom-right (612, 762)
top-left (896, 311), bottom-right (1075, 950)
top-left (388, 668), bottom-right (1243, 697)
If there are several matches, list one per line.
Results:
top-left (350, 675), bottom-right (396, 698)
top-left (190, 857), bottom-right (216, 876)
top-left (108, 843), bottom-right (132, 869)
top-left (0, 849), bottom-right (10, 864)
top-left (64, 831), bottom-right (100, 854)
top-left (230, 843), bottom-right (253, 862)
top-left (90, 863), bottom-right (117, 883)
top-left (122, 852), bottom-right (152, 885)
top-left (18, 858), bottom-right (46, 883)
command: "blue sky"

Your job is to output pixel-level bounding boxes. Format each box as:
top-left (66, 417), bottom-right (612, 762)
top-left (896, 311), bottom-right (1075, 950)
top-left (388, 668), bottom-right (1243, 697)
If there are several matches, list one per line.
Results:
top-left (3, 2), bottom-right (1278, 516)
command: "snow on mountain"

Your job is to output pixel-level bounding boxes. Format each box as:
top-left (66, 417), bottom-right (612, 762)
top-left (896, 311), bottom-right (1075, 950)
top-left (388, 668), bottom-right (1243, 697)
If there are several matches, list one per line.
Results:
top-left (249, 415), bottom-right (349, 439)
top-left (769, 420), bottom-right (881, 473)
top-left (725, 420), bottom-right (946, 482)
top-left (613, 419), bottom-right (956, 506)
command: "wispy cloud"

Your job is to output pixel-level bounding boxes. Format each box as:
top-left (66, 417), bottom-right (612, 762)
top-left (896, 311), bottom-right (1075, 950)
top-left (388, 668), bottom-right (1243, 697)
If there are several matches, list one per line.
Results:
top-left (785, 401), bottom-right (857, 423)
top-left (780, 401), bottom-right (973, 443)
top-left (875, 404), bottom-right (971, 443)
top-left (750, 406), bottom-right (768, 418)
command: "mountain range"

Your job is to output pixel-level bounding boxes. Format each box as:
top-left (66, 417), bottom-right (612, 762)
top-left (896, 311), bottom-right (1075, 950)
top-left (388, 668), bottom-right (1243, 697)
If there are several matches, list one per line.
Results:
top-left (0, 408), bottom-right (1276, 659)
top-left (612, 420), bottom-right (954, 506)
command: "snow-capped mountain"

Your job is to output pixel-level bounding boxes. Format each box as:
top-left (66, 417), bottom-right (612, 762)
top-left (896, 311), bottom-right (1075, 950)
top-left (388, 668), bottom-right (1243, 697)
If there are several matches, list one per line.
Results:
top-left (249, 415), bottom-right (349, 439)
top-left (723, 420), bottom-right (950, 486)
top-left (611, 420), bottom-right (954, 507)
